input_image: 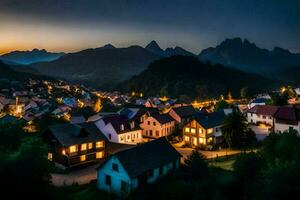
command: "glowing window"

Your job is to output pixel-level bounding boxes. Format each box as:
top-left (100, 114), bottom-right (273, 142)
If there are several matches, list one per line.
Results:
top-left (80, 155), bottom-right (86, 162)
top-left (199, 128), bottom-right (203, 134)
top-left (185, 127), bottom-right (190, 133)
top-left (81, 143), bottom-right (87, 151)
top-left (88, 143), bottom-right (93, 149)
top-left (184, 136), bottom-right (190, 142)
top-left (96, 141), bottom-right (104, 148)
top-left (191, 128), bottom-right (196, 134)
top-left (48, 153), bottom-right (53, 161)
top-left (96, 151), bottom-right (104, 159)
top-left (199, 138), bottom-right (205, 144)
top-left (69, 145), bottom-right (77, 153)
top-left (62, 149), bottom-right (66, 155)
top-left (207, 128), bottom-right (213, 134)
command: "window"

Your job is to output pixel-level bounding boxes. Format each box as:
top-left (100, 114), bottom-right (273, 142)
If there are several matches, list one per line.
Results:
top-left (184, 136), bottom-right (190, 142)
top-left (193, 137), bottom-right (197, 146)
top-left (81, 143), bottom-right (87, 151)
top-left (156, 130), bottom-right (159, 137)
top-left (216, 128), bottom-right (219, 132)
top-left (191, 128), bottom-right (196, 134)
top-left (150, 130), bottom-right (153, 136)
top-left (112, 163), bottom-right (119, 172)
top-left (199, 128), bottom-right (202, 134)
top-left (147, 121), bottom-right (150, 125)
top-left (69, 145), bottom-right (77, 153)
top-left (199, 138), bottom-right (205, 144)
top-left (80, 155), bottom-right (86, 162)
top-left (96, 141), bottom-right (104, 148)
top-left (130, 121), bottom-right (135, 129)
top-left (153, 122), bottom-right (156, 126)
top-left (185, 127), bottom-right (190, 133)
top-left (109, 134), bottom-right (112, 140)
top-left (88, 143), bottom-right (93, 149)
top-left (62, 149), bottom-right (66, 155)
top-left (47, 153), bottom-right (53, 161)
top-left (207, 128), bottom-right (213, 134)
top-left (105, 175), bottom-right (111, 186)
top-left (96, 151), bottom-right (104, 159)
top-left (121, 181), bottom-right (127, 191)
top-left (120, 124), bottom-right (124, 131)
top-left (263, 115), bottom-right (266, 119)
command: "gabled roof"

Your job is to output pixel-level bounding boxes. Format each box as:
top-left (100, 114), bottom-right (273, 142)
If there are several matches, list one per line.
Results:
top-left (195, 111), bottom-right (226, 129)
top-left (247, 105), bottom-right (279, 116)
top-left (99, 137), bottom-right (181, 178)
top-left (152, 113), bottom-right (175, 124)
top-left (102, 114), bottom-right (141, 134)
top-left (171, 105), bottom-right (197, 118)
top-left (274, 106), bottom-right (300, 123)
top-left (47, 122), bottom-right (106, 146)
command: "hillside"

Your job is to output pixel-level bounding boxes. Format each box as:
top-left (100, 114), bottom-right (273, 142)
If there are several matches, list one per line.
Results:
top-left (31, 45), bottom-right (160, 88)
top-left (120, 56), bottom-right (280, 99)
top-left (198, 38), bottom-right (300, 76)
top-left (0, 49), bottom-right (64, 65)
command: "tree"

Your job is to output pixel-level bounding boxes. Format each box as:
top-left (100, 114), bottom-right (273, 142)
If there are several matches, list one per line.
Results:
top-left (269, 93), bottom-right (288, 106)
top-left (215, 99), bottom-right (230, 111)
top-left (240, 87), bottom-right (249, 99)
top-left (222, 110), bottom-right (252, 149)
top-left (184, 150), bottom-right (208, 180)
top-left (0, 122), bottom-right (25, 151)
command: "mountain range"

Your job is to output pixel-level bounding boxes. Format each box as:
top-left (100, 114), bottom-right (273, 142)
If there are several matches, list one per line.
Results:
top-left (0, 49), bottom-right (64, 65)
top-left (120, 56), bottom-right (280, 99)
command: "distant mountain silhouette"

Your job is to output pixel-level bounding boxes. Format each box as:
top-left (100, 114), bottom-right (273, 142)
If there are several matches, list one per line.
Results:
top-left (198, 38), bottom-right (300, 75)
top-left (120, 56), bottom-right (280, 98)
top-left (31, 45), bottom-right (160, 88)
top-left (145, 40), bottom-right (195, 57)
top-left (0, 49), bottom-right (65, 65)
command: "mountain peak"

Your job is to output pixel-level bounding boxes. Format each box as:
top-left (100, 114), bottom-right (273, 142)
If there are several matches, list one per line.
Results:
top-left (145, 40), bottom-right (164, 56)
top-left (102, 43), bottom-right (115, 49)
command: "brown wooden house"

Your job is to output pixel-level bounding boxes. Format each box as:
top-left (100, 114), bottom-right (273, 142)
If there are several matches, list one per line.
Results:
top-left (44, 122), bottom-right (107, 167)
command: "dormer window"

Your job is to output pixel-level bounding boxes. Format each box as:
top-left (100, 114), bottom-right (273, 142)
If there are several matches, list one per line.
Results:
top-left (130, 121), bottom-right (135, 129)
top-left (120, 124), bottom-right (124, 131)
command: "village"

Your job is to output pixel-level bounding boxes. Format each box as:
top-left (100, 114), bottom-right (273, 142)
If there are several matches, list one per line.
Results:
top-left (1, 77), bottom-right (300, 196)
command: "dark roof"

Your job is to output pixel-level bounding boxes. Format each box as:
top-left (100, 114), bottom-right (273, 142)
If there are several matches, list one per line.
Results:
top-left (99, 137), bottom-right (181, 178)
top-left (152, 113), bottom-right (175, 124)
top-left (274, 106), bottom-right (300, 123)
top-left (195, 111), bottom-right (226, 129)
top-left (172, 105), bottom-right (197, 118)
top-left (247, 105), bottom-right (279, 116)
top-left (47, 122), bottom-right (106, 146)
top-left (102, 115), bottom-right (141, 134)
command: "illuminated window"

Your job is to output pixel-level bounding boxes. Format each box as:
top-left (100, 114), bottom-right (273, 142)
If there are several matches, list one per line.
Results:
top-left (96, 151), bottom-right (104, 159)
top-left (69, 145), bottom-right (77, 153)
top-left (81, 143), bottom-right (87, 151)
top-left (185, 127), bottom-right (190, 133)
top-left (48, 153), bottom-right (53, 161)
top-left (191, 128), bottom-right (196, 134)
top-left (80, 155), bottom-right (86, 162)
top-left (193, 137), bottom-right (197, 146)
top-left (199, 128), bottom-right (203, 134)
top-left (62, 149), bottom-right (66, 155)
top-left (184, 136), bottom-right (190, 142)
top-left (199, 138), bottom-right (205, 144)
top-left (207, 128), bottom-right (213, 134)
top-left (96, 141), bottom-right (104, 148)
top-left (88, 143), bottom-right (93, 149)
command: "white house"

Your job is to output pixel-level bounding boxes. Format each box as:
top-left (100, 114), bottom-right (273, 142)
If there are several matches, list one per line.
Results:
top-left (97, 137), bottom-right (181, 195)
top-left (274, 106), bottom-right (300, 133)
top-left (247, 105), bottom-right (279, 126)
top-left (95, 115), bottom-right (143, 145)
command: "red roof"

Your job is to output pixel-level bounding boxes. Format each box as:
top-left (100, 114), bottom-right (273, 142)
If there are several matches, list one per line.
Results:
top-left (247, 105), bottom-right (279, 116)
top-left (275, 106), bottom-right (300, 122)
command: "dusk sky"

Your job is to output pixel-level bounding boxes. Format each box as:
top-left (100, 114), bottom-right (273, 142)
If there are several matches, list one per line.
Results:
top-left (0, 0), bottom-right (299, 54)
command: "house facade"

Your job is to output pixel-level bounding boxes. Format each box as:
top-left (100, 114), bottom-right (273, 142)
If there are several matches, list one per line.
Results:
top-left (97, 137), bottom-right (181, 195)
top-left (95, 115), bottom-right (143, 145)
top-left (274, 106), bottom-right (300, 133)
top-left (183, 111), bottom-right (226, 147)
top-left (140, 112), bottom-right (176, 138)
top-left (169, 105), bottom-right (198, 130)
top-left (43, 122), bottom-right (107, 167)
top-left (247, 105), bottom-right (279, 126)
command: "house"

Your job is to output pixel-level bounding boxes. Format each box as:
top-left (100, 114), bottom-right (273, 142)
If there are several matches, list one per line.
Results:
top-left (248, 98), bottom-right (269, 108)
top-left (140, 112), bottom-right (176, 138)
top-left (274, 106), bottom-right (300, 133)
top-left (169, 105), bottom-right (198, 129)
top-left (43, 122), bottom-right (107, 167)
top-left (95, 115), bottom-right (143, 145)
top-left (247, 105), bottom-right (279, 126)
top-left (97, 137), bottom-right (181, 195)
top-left (183, 111), bottom-right (226, 147)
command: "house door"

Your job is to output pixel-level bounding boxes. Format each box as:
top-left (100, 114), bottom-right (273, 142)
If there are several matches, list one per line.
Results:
top-left (138, 173), bottom-right (148, 188)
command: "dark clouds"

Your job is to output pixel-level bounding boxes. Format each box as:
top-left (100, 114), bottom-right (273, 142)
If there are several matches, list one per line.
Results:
top-left (1, 0), bottom-right (300, 53)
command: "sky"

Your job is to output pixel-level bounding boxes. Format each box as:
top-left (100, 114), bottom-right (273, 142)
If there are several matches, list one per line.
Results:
top-left (0, 0), bottom-right (299, 55)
